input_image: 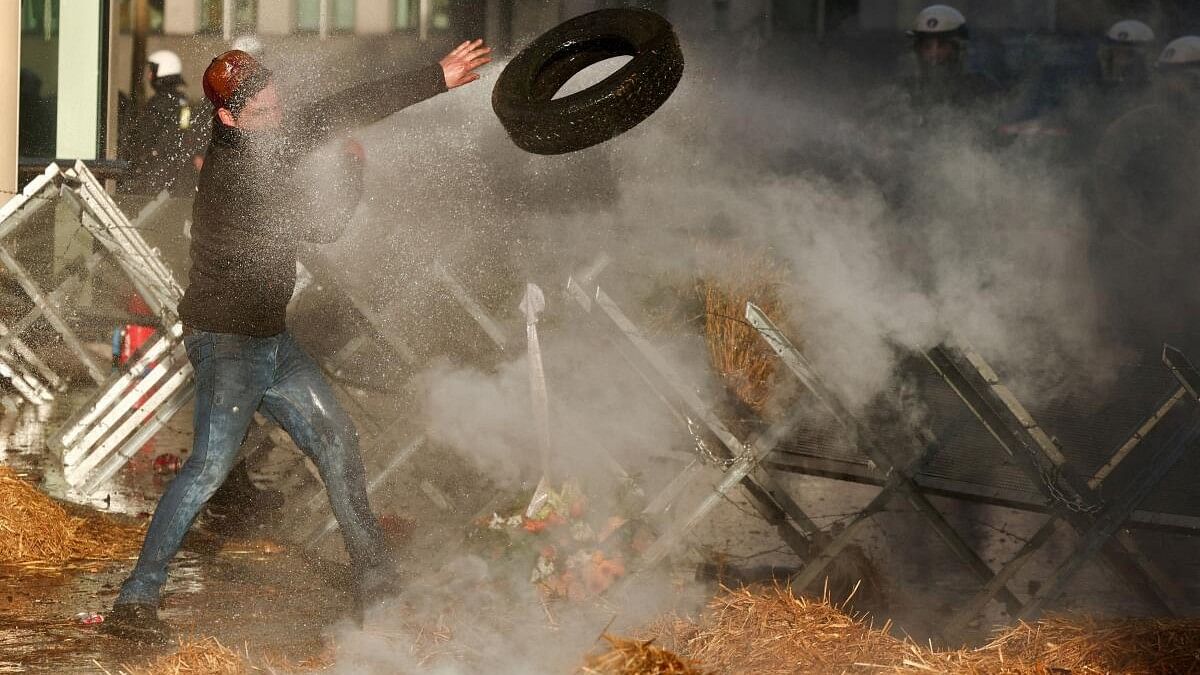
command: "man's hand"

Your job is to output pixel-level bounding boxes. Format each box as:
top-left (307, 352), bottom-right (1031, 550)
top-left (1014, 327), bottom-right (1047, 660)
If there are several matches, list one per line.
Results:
top-left (440, 39), bottom-right (492, 89)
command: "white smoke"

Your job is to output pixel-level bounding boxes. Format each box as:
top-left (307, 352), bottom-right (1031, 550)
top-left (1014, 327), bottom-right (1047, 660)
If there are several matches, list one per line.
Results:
top-left (255, 25), bottom-right (1127, 672)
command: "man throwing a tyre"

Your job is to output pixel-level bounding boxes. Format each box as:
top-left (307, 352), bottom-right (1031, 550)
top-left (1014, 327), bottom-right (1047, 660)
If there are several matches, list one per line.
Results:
top-left (101, 40), bottom-right (491, 645)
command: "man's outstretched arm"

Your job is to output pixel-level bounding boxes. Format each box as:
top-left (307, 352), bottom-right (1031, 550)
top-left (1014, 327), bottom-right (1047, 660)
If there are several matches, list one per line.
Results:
top-left (288, 39), bottom-right (491, 157)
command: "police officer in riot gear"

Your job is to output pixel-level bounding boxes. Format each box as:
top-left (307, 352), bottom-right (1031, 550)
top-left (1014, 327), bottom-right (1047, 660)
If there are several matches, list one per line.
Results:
top-left (120, 50), bottom-right (199, 196)
top-left (1087, 36), bottom-right (1200, 351)
top-left (904, 5), bottom-right (1000, 112)
top-left (1100, 20), bottom-right (1156, 90)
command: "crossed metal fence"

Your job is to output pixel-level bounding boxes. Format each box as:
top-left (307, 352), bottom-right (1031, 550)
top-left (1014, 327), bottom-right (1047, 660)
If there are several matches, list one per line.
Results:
top-left (0, 163), bottom-right (192, 495)
top-left (558, 266), bottom-right (1200, 638)
top-left (2, 167), bottom-right (1197, 635)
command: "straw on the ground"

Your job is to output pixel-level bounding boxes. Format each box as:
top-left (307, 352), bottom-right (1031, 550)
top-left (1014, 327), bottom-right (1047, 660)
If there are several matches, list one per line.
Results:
top-left (0, 466), bottom-right (143, 565)
top-left (622, 584), bottom-right (1200, 675)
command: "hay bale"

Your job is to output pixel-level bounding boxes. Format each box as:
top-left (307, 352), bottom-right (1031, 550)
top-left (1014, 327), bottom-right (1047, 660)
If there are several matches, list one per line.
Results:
top-left (638, 585), bottom-right (1200, 674)
top-left (638, 614), bottom-right (703, 657)
top-left (966, 615), bottom-right (1200, 675)
top-left (673, 584), bottom-right (912, 674)
top-left (582, 635), bottom-right (709, 675)
top-left (0, 466), bottom-right (143, 566)
top-left (122, 636), bottom-right (248, 674)
top-left (696, 247), bottom-right (792, 416)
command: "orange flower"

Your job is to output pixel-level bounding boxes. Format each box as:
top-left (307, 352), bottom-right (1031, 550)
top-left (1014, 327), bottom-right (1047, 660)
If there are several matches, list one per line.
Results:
top-left (584, 553), bottom-right (627, 595)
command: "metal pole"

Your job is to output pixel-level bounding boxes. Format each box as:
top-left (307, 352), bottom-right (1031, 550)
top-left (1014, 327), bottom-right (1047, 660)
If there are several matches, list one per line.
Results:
top-left (1089, 387), bottom-right (1186, 489)
top-left (944, 369), bottom-right (1195, 635)
top-left (318, 0), bottom-right (330, 40)
top-left (105, 0), bottom-right (120, 164)
top-left (639, 403), bottom-right (814, 565)
top-left (0, 320), bottom-right (62, 391)
top-left (66, 353), bottom-right (188, 480)
top-left (434, 261), bottom-right (508, 350)
top-left (223, 0), bottom-right (235, 41)
top-left (130, 0), bottom-right (149, 109)
top-left (0, 245), bottom-right (106, 384)
top-left (419, 0), bottom-right (431, 41)
top-left (575, 287), bottom-right (818, 565)
top-left (0, 271), bottom-right (85, 360)
top-left (0, 177), bottom-right (56, 242)
top-left (0, 356), bottom-right (48, 405)
top-left (81, 382), bottom-right (194, 494)
top-left (55, 329), bottom-right (179, 458)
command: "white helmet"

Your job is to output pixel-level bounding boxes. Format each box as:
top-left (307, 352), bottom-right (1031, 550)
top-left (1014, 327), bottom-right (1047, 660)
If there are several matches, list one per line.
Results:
top-left (911, 5), bottom-right (967, 37)
top-left (1158, 36), bottom-right (1200, 68)
top-left (1106, 20), bottom-right (1155, 45)
top-left (147, 50), bottom-right (182, 79)
top-left (231, 34), bottom-right (263, 56)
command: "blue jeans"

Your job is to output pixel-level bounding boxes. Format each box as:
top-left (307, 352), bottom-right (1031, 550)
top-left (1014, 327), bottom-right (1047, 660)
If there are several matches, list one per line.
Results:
top-left (117, 329), bottom-right (389, 606)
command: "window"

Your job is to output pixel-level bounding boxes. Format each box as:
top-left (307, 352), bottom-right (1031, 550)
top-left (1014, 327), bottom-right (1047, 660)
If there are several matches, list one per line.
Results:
top-left (20, 0), bottom-right (109, 160)
top-left (334, 0), bottom-right (355, 29)
top-left (116, 0), bottom-right (165, 34)
top-left (432, 0), bottom-right (450, 30)
top-left (396, 0), bottom-right (416, 30)
top-left (21, 0), bottom-right (58, 38)
top-left (19, 0), bottom-right (59, 157)
top-left (395, 0), bottom-right (452, 32)
top-left (297, 0), bottom-right (355, 32)
top-left (296, 0), bottom-right (317, 30)
top-left (200, 0), bottom-right (258, 34)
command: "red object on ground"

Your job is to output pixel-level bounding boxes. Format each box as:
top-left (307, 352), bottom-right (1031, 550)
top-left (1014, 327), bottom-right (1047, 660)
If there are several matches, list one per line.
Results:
top-left (75, 612), bottom-right (104, 625)
top-left (121, 292), bottom-right (157, 368)
top-left (121, 293), bottom-right (158, 411)
top-left (153, 453), bottom-right (182, 475)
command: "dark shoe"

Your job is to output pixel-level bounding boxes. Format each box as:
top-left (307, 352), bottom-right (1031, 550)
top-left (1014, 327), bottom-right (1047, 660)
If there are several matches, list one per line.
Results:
top-left (99, 603), bottom-right (173, 646)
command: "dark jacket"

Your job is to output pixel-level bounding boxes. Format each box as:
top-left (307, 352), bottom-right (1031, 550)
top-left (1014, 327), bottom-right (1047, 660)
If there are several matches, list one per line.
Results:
top-left (177, 63), bottom-right (447, 337)
top-left (904, 69), bottom-right (1004, 117)
top-left (121, 75), bottom-right (197, 196)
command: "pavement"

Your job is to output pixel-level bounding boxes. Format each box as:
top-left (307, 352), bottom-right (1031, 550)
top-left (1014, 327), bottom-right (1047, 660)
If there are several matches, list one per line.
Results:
top-left (0, 546), bottom-right (345, 673)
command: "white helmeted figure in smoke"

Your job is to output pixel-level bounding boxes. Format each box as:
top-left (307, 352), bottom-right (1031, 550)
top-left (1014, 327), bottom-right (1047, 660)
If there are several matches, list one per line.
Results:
top-left (1087, 34), bottom-right (1200, 351)
top-left (1101, 19), bottom-right (1156, 86)
top-left (904, 4), bottom-right (1000, 110)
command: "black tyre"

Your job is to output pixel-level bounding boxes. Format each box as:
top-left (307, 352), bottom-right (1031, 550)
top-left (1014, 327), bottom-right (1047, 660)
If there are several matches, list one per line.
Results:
top-left (492, 8), bottom-right (685, 155)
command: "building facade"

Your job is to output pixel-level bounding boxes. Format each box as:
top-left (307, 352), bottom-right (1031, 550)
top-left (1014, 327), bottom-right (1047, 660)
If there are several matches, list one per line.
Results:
top-left (7, 0), bottom-right (1200, 191)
